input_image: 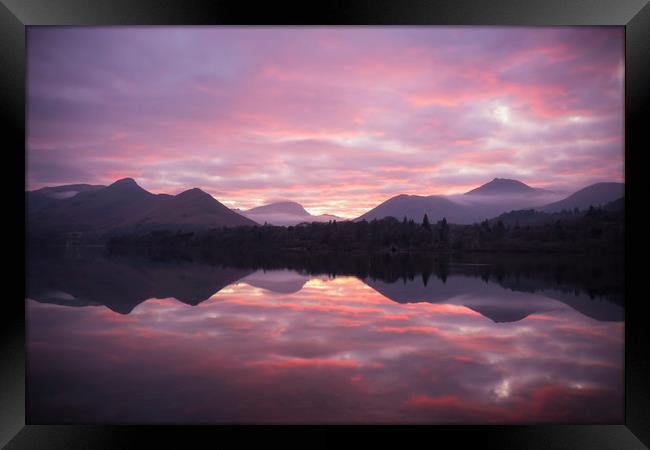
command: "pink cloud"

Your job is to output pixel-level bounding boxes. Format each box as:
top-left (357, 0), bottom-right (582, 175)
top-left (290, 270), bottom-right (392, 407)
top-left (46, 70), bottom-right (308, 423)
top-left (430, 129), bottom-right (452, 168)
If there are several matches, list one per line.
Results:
top-left (27, 27), bottom-right (624, 217)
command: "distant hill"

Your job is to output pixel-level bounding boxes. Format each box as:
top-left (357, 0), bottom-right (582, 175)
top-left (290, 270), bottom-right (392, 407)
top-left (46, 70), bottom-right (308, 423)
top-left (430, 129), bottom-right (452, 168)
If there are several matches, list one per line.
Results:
top-left (241, 201), bottom-right (342, 226)
top-left (29, 183), bottom-right (106, 199)
top-left (247, 201), bottom-right (309, 216)
top-left (603, 196), bottom-right (624, 212)
top-left (464, 178), bottom-right (549, 196)
top-left (356, 179), bottom-right (625, 225)
top-left (28, 178), bottom-right (165, 233)
top-left (357, 178), bottom-right (560, 224)
top-left (133, 187), bottom-right (258, 229)
top-left (357, 194), bottom-right (475, 224)
top-left (27, 183), bottom-right (106, 214)
top-left (492, 196), bottom-right (625, 228)
top-left (28, 178), bottom-right (256, 237)
top-left (27, 178), bottom-right (626, 239)
top-left (540, 182), bottom-right (624, 213)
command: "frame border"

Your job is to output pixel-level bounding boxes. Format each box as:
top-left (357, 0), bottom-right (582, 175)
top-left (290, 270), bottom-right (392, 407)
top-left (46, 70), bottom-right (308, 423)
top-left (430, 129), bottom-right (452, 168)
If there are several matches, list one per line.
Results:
top-left (3, 0), bottom-right (648, 447)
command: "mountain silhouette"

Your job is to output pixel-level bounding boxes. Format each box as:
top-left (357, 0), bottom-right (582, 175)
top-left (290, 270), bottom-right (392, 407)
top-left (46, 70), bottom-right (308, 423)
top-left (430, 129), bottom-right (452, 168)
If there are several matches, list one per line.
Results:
top-left (464, 178), bottom-right (545, 195)
top-left (356, 179), bottom-right (622, 225)
top-left (133, 187), bottom-right (257, 228)
top-left (29, 183), bottom-right (105, 199)
top-left (248, 201), bottom-right (310, 216)
top-left (28, 178), bottom-right (165, 233)
top-left (27, 183), bottom-right (106, 214)
top-left (603, 197), bottom-right (624, 212)
top-left (357, 194), bottom-right (475, 223)
top-left (540, 182), bottom-right (624, 213)
top-left (242, 201), bottom-right (341, 226)
top-left (27, 178), bottom-right (255, 236)
top-left (356, 178), bottom-right (560, 224)
top-left (492, 196), bottom-right (625, 227)
top-left (27, 178), bottom-right (625, 233)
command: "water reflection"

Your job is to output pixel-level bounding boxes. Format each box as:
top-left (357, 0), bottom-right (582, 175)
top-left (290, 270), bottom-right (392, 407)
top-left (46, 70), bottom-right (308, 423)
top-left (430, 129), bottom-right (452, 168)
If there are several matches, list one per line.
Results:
top-left (26, 249), bottom-right (624, 424)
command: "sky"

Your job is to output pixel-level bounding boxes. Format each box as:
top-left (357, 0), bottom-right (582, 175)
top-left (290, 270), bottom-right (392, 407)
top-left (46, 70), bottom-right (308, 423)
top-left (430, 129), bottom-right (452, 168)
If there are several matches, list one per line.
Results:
top-left (27, 26), bottom-right (624, 218)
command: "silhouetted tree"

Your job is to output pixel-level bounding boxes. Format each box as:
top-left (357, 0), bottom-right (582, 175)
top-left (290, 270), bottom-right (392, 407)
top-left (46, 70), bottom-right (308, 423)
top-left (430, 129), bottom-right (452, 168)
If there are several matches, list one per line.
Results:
top-left (422, 214), bottom-right (431, 231)
top-left (438, 217), bottom-right (449, 243)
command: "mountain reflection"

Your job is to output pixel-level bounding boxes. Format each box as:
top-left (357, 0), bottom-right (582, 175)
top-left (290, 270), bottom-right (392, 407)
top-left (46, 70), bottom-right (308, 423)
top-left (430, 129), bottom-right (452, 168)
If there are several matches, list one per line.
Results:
top-left (27, 248), bottom-right (623, 322)
top-left (26, 248), bottom-right (624, 424)
top-left (28, 252), bottom-right (254, 314)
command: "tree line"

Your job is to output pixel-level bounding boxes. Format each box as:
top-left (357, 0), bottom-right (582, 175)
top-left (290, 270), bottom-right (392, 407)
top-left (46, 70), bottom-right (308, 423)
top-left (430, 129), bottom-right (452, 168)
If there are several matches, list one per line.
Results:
top-left (108, 204), bottom-right (624, 254)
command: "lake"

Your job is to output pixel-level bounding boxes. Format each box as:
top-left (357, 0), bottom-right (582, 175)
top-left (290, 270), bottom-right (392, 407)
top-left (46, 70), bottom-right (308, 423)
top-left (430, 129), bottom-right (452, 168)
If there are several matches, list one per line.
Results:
top-left (26, 249), bottom-right (624, 424)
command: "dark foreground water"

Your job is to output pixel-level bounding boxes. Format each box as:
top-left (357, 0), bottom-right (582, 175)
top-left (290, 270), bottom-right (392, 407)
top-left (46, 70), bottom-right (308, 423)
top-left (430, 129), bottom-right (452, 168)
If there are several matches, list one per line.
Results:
top-left (26, 249), bottom-right (624, 424)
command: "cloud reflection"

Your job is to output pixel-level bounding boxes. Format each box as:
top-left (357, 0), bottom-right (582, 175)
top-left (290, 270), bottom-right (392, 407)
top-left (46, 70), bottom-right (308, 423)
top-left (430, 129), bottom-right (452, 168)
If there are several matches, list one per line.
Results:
top-left (27, 274), bottom-right (623, 424)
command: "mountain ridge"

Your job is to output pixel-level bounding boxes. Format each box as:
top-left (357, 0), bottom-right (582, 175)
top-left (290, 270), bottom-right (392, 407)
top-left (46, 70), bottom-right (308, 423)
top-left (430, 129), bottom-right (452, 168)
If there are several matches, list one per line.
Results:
top-left (241, 200), bottom-right (342, 226)
top-left (357, 180), bottom-right (622, 225)
top-left (464, 178), bottom-right (543, 196)
top-left (28, 178), bottom-right (256, 235)
top-left (27, 178), bottom-right (625, 235)
top-left (540, 182), bottom-right (624, 213)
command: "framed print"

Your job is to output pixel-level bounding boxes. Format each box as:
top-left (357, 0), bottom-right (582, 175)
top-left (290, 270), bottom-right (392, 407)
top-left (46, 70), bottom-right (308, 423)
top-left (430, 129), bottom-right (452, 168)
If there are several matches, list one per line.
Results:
top-left (3, 0), bottom-right (649, 448)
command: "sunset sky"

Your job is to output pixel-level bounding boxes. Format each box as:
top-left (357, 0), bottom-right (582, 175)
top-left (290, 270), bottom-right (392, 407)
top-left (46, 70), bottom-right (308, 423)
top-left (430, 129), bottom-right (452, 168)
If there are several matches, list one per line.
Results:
top-left (27, 27), bottom-right (624, 218)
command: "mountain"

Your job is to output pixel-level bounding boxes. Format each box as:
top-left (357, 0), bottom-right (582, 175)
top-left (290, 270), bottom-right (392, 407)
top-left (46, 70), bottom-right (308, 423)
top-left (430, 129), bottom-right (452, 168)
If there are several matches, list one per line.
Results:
top-left (490, 209), bottom-right (572, 228)
top-left (28, 178), bottom-right (256, 237)
top-left (457, 178), bottom-right (558, 216)
top-left (27, 183), bottom-right (106, 214)
top-left (132, 187), bottom-right (258, 229)
top-left (29, 183), bottom-right (106, 199)
top-left (28, 178), bottom-right (165, 233)
top-left (464, 178), bottom-right (547, 196)
top-left (492, 196), bottom-right (625, 228)
top-left (540, 182), bottom-right (624, 213)
top-left (603, 196), bottom-right (625, 212)
top-left (248, 201), bottom-right (309, 216)
top-left (357, 178), bottom-right (561, 225)
top-left (241, 201), bottom-right (342, 226)
top-left (357, 194), bottom-right (476, 224)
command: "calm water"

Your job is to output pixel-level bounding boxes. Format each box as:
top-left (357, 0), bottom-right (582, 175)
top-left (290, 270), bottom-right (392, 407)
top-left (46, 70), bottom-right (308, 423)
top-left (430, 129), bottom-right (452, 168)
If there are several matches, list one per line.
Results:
top-left (26, 250), bottom-right (624, 424)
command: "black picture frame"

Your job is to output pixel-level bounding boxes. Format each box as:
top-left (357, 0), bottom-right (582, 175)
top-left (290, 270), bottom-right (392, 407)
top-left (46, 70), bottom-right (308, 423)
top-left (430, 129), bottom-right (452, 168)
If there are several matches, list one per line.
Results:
top-left (3, 0), bottom-right (648, 447)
